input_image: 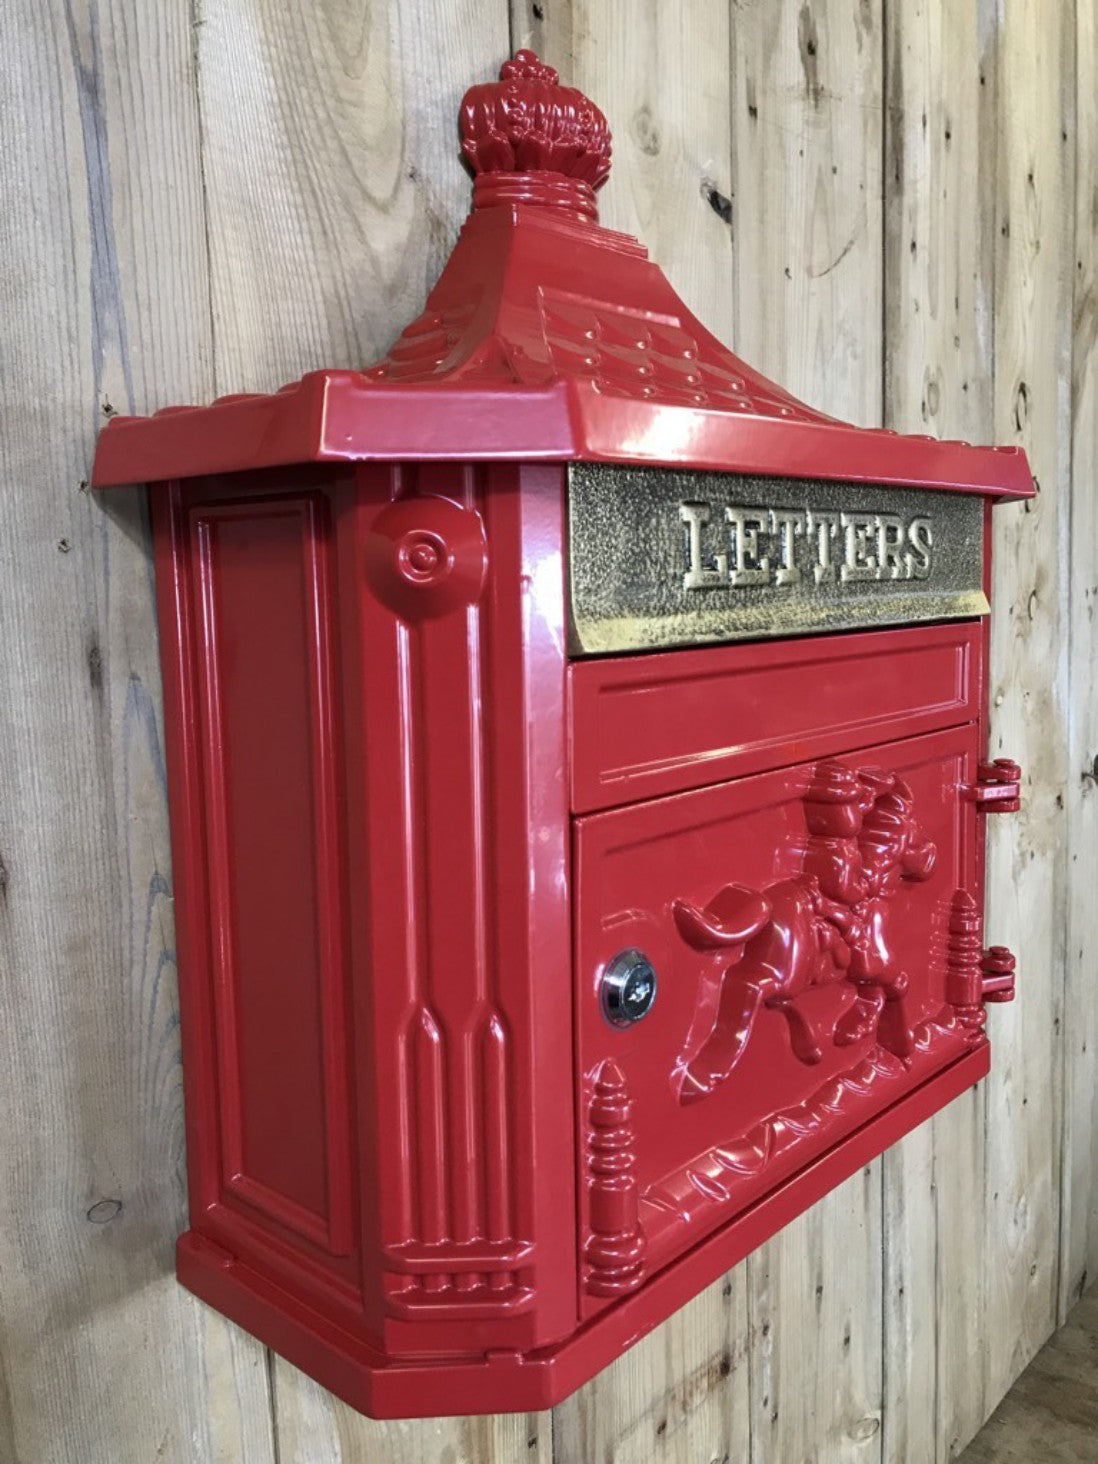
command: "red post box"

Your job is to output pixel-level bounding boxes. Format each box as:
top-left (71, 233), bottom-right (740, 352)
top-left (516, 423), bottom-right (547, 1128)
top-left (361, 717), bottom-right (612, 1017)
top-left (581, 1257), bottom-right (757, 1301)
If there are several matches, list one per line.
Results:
top-left (93, 51), bottom-right (1032, 1418)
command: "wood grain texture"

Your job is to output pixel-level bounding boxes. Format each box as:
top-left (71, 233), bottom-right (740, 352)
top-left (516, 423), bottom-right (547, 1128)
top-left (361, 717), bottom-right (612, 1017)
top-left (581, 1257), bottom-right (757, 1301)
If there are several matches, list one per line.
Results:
top-left (196, 0), bottom-right (509, 393)
top-left (880, 3), bottom-right (996, 1456)
top-left (519, 0), bottom-right (736, 336)
top-left (565, 0), bottom-right (735, 335)
top-left (0, 1), bottom-right (275, 1461)
top-left (510, 0), bottom-right (575, 88)
top-left (746, 1169), bottom-right (885, 1463)
top-left (982, 0), bottom-right (1074, 1409)
top-left (1060, 0), bottom-right (1098, 1320)
top-left (730, 0), bottom-right (883, 424)
top-left (2, 0), bottom-right (1094, 1460)
top-left (267, 1369), bottom-right (548, 1464)
top-left (552, 1281), bottom-right (750, 1464)
top-left (731, 5), bottom-right (886, 1460)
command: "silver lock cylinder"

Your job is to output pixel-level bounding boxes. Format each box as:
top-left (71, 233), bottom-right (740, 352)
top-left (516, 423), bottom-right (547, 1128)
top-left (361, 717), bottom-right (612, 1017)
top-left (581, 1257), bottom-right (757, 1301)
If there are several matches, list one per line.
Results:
top-left (600, 949), bottom-right (658, 1027)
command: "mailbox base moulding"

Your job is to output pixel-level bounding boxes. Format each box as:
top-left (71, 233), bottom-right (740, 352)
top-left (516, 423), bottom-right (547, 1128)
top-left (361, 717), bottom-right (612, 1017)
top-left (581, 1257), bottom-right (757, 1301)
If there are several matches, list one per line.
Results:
top-left (179, 1044), bottom-right (986, 1418)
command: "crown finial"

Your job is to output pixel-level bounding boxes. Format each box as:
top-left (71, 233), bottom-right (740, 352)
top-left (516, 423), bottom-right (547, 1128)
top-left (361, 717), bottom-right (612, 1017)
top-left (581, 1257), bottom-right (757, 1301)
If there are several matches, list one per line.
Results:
top-left (459, 50), bottom-right (612, 223)
top-left (498, 49), bottom-right (560, 86)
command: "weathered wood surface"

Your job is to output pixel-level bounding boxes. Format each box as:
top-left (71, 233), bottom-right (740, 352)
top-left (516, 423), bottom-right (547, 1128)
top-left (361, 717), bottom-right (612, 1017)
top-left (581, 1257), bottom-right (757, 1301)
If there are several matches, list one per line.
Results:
top-left (1061, 0), bottom-right (1098, 1321)
top-left (881, 2), bottom-right (997, 1457)
top-left (197, 1), bottom-right (506, 395)
top-left (1, 1), bottom-right (1090, 1460)
top-left (0, 1), bottom-right (275, 1461)
top-left (567, 0), bottom-right (736, 332)
top-left (982, 0), bottom-right (1074, 1410)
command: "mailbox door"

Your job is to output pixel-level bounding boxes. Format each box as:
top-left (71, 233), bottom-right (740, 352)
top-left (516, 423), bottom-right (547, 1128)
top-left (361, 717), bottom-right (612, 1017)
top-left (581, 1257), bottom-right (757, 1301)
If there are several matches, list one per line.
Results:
top-left (574, 721), bottom-right (981, 1313)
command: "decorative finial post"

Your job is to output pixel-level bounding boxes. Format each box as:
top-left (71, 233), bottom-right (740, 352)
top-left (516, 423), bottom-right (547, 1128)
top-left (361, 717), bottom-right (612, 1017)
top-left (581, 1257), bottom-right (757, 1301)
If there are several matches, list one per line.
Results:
top-left (945, 889), bottom-right (986, 1032)
top-left (459, 51), bottom-right (613, 224)
top-left (584, 1059), bottom-right (645, 1296)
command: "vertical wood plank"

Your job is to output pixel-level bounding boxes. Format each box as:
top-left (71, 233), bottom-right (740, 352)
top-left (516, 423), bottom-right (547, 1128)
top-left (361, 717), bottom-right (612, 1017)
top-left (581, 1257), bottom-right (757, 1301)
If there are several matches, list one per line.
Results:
top-left (192, 5), bottom-right (544, 1458)
top-left (0, 1), bottom-right (275, 1460)
top-left (731, 0), bottom-right (883, 425)
top-left (197, 0), bottom-right (509, 394)
top-left (551, 1283), bottom-right (749, 1464)
top-left (513, 0), bottom-right (736, 336)
top-left (1060, 0), bottom-right (1098, 1321)
top-left (878, 1124), bottom-right (939, 1464)
top-left (730, 3), bottom-right (885, 1458)
top-left (510, 0), bottom-right (575, 88)
top-left (269, 1374), bottom-right (547, 1464)
top-left (880, 2), bottom-right (996, 1456)
top-left (746, 1169), bottom-right (884, 1462)
top-left (982, 0), bottom-right (1073, 1411)
top-left (566, 0), bottom-right (736, 334)
top-left (528, 7), bottom-right (750, 1461)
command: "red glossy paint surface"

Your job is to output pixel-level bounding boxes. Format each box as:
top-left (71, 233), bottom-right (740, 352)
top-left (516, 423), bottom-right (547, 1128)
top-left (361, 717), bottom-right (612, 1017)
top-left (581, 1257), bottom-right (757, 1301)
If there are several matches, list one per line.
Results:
top-left (568, 619), bottom-right (982, 813)
top-left (575, 726), bottom-right (980, 1309)
top-left (92, 51), bottom-right (1032, 1417)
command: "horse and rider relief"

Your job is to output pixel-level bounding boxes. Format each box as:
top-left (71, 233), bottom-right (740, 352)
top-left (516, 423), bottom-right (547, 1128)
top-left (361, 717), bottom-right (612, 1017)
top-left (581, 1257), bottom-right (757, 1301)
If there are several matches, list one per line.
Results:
top-left (671, 759), bottom-right (939, 1105)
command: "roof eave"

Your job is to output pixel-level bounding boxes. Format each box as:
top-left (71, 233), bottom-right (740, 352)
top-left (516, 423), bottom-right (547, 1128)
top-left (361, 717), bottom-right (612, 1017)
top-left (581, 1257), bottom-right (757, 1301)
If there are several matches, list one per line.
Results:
top-left (92, 371), bottom-right (1033, 500)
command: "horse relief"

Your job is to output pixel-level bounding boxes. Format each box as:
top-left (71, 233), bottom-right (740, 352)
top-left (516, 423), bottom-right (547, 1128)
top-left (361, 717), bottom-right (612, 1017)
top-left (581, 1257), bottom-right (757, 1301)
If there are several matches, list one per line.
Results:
top-left (672, 760), bottom-right (936, 1104)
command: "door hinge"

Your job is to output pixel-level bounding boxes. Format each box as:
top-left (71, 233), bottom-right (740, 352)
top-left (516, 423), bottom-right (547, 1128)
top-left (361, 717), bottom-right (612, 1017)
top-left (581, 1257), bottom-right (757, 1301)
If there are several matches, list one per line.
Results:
top-left (963, 758), bottom-right (1022, 812)
top-left (981, 945), bottom-right (1017, 1003)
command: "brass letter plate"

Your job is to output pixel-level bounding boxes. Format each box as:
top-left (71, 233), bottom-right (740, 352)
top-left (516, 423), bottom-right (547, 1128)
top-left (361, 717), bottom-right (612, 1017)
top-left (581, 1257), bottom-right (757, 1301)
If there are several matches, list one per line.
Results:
top-left (567, 464), bottom-right (987, 655)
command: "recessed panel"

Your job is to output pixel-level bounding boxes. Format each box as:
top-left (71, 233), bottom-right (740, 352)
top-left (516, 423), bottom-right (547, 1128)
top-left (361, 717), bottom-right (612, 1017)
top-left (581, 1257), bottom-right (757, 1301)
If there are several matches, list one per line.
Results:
top-left (569, 620), bottom-right (979, 810)
top-left (191, 493), bottom-right (353, 1258)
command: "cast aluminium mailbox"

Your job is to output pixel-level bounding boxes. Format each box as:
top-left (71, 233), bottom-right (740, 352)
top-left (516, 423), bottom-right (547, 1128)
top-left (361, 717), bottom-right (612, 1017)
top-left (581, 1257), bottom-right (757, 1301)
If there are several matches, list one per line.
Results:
top-left (93, 53), bottom-right (1033, 1418)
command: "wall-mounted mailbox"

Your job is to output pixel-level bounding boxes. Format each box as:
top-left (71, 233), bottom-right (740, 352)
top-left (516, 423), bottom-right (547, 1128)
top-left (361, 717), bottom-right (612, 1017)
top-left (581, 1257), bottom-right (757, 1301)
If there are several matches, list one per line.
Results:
top-left (93, 52), bottom-right (1033, 1418)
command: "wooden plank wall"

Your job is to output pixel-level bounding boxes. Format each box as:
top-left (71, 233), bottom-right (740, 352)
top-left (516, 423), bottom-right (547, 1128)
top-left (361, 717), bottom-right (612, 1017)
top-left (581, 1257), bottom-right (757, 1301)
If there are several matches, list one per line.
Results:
top-left (0, 1), bottom-right (1089, 1460)
top-left (1063, 0), bottom-right (1098, 1323)
top-left (881, 5), bottom-right (999, 1455)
